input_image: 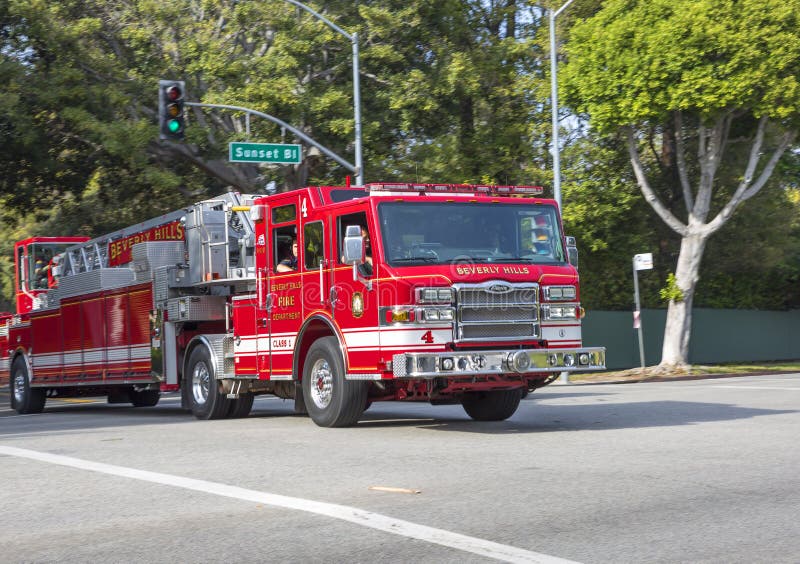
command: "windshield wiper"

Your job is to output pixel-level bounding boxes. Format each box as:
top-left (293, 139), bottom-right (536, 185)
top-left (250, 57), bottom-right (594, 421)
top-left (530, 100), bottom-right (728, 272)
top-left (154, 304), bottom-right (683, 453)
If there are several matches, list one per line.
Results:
top-left (486, 257), bottom-right (536, 263)
top-left (392, 256), bottom-right (439, 264)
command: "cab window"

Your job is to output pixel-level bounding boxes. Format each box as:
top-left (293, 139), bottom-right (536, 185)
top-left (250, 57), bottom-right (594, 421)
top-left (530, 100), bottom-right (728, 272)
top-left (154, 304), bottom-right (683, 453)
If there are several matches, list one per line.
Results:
top-left (273, 227), bottom-right (297, 273)
top-left (304, 222), bottom-right (324, 270)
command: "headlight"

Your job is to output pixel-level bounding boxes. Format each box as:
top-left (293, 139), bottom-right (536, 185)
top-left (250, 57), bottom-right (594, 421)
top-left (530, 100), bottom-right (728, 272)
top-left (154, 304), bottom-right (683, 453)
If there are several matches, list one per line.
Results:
top-left (421, 308), bottom-right (454, 322)
top-left (416, 287), bottom-right (454, 304)
top-left (545, 285), bottom-right (577, 301)
top-left (438, 309), bottom-right (454, 321)
top-left (542, 304), bottom-right (579, 320)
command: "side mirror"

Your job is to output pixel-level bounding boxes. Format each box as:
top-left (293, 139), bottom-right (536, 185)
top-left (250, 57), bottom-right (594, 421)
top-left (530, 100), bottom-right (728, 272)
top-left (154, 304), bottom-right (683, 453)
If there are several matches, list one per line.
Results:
top-left (565, 236), bottom-right (579, 268)
top-left (342, 225), bottom-right (364, 264)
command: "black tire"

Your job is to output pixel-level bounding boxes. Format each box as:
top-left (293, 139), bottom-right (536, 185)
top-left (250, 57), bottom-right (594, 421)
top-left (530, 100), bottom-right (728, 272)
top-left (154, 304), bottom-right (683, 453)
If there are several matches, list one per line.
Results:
top-left (227, 394), bottom-right (254, 418)
top-left (186, 346), bottom-right (230, 420)
top-left (129, 388), bottom-right (160, 407)
top-left (10, 357), bottom-right (46, 414)
top-left (302, 337), bottom-right (367, 427)
top-left (461, 389), bottom-right (523, 421)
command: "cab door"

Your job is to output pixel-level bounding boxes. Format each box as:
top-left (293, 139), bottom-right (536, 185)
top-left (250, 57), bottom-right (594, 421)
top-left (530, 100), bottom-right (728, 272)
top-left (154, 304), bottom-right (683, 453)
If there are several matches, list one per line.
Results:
top-left (266, 196), bottom-right (301, 380)
top-left (330, 208), bottom-right (379, 374)
top-left (300, 217), bottom-right (328, 320)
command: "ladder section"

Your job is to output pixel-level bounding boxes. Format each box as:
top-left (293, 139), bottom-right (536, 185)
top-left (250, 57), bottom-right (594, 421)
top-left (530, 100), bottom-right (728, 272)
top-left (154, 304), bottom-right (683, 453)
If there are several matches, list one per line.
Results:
top-left (61, 209), bottom-right (186, 276)
top-left (59, 192), bottom-right (256, 281)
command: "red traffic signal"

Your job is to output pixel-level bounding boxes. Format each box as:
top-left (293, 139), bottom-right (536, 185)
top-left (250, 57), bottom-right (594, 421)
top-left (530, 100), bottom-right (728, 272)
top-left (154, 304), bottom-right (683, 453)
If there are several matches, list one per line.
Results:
top-left (166, 85), bottom-right (182, 102)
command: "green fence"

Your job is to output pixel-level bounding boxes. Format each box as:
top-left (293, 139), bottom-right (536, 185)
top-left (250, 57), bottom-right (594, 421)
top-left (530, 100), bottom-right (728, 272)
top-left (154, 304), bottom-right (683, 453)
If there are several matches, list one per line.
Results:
top-left (582, 309), bottom-right (800, 370)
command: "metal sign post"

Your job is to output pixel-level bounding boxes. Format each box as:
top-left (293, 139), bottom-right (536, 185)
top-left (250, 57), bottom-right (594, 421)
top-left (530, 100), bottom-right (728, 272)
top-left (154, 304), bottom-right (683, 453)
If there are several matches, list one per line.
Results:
top-left (632, 253), bottom-right (653, 368)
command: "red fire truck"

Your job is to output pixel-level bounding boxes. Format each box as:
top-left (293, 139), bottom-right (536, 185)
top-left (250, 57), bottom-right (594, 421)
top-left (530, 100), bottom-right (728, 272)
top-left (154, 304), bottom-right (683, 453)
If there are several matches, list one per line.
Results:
top-left (1, 183), bottom-right (605, 426)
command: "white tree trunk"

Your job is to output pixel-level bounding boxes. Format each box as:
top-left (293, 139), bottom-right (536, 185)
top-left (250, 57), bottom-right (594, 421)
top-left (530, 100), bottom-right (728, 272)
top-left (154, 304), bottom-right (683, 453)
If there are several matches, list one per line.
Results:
top-left (660, 233), bottom-right (707, 367)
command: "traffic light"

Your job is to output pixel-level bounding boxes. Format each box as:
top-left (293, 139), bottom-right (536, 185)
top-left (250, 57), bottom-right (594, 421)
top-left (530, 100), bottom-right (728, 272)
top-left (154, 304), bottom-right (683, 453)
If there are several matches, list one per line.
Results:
top-left (159, 80), bottom-right (186, 141)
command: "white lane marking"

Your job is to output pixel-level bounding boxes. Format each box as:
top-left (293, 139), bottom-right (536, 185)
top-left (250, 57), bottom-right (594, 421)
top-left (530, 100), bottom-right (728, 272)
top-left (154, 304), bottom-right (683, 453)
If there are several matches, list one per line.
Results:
top-left (0, 445), bottom-right (578, 564)
top-left (714, 385), bottom-right (800, 391)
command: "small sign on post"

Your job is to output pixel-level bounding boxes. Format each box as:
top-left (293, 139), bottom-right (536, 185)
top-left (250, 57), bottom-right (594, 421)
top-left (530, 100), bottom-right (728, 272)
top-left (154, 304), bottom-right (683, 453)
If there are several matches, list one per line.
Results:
top-left (229, 142), bottom-right (302, 164)
top-left (632, 252), bottom-right (653, 369)
top-left (633, 252), bottom-right (653, 271)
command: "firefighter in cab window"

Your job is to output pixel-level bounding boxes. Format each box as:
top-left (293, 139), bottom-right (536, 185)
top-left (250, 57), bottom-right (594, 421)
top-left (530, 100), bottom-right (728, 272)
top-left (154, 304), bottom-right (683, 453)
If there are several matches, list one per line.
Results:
top-left (33, 249), bottom-right (53, 289)
top-left (276, 239), bottom-right (298, 272)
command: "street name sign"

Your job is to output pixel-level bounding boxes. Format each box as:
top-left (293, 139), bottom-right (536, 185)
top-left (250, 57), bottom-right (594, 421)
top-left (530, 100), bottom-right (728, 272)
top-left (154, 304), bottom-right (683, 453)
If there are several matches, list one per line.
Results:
top-left (229, 142), bottom-right (302, 164)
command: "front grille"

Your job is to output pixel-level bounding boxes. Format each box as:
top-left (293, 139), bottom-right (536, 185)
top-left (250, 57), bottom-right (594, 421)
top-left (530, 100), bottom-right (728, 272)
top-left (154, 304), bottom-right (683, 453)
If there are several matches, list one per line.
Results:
top-left (460, 305), bottom-right (538, 322)
top-left (460, 323), bottom-right (538, 340)
top-left (458, 288), bottom-right (537, 306)
top-left (455, 281), bottom-right (539, 342)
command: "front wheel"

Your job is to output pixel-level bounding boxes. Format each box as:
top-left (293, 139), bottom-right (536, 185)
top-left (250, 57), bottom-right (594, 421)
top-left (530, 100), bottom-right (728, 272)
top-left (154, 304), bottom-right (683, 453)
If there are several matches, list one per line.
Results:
top-left (186, 346), bottom-right (230, 420)
top-left (461, 389), bottom-right (523, 421)
top-left (10, 357), bottom-right (46, 414)
top-left (303, 337), bottom-right (366, 427)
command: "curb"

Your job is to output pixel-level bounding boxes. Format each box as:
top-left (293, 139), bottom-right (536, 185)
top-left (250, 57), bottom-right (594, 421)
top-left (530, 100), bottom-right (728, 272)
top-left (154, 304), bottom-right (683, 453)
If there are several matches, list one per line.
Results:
top-left (562, 370), bottom-right (799, 386)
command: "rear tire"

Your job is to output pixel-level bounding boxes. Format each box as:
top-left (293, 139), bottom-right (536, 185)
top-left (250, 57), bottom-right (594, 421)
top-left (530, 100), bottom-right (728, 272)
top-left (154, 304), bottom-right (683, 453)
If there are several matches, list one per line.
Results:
top-left (227, 394), bottom-right (254, 418)
top-left (10, 357), bottom-right (46, 414)
top-left (186, 346), bottom-right (230, 420)
top-left (461, 389), bottom-right (523, 421)
top-left (303, 337), bottom-right (366, 427)
top-left (129, 388), bottom-right (160, 407)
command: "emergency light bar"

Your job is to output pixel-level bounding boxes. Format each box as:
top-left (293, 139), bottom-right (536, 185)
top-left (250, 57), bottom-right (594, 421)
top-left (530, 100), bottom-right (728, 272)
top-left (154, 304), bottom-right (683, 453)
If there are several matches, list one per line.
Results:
top-left (365, 183), bottom-right (544, 196)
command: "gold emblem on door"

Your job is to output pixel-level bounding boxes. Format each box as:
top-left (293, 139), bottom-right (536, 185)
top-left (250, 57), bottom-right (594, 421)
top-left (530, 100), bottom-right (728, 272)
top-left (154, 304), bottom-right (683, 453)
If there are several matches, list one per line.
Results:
top-left (352, 292), bottom-right (364, 318)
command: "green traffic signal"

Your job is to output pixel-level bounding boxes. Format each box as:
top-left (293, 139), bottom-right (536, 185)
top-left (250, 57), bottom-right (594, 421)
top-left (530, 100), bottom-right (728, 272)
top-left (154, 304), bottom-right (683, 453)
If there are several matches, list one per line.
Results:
top-left (168, 119), bottom-right (182, 134)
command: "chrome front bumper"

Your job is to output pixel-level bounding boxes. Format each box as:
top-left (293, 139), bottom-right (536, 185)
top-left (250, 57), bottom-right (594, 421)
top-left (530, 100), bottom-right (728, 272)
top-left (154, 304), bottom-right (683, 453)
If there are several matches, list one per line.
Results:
top-left (392, 347), bottom-right (605, 379)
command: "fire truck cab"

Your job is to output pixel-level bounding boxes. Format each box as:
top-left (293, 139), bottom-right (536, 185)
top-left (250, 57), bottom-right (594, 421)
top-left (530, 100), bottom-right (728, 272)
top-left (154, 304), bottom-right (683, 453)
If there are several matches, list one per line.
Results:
top-left (2, 183), bottom-right (604, 426)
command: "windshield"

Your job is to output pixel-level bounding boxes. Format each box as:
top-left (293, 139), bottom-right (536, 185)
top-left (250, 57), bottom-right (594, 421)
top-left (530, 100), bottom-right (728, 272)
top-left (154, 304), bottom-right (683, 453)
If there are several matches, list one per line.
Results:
top-left (378, 201), bottom-right (565, 266)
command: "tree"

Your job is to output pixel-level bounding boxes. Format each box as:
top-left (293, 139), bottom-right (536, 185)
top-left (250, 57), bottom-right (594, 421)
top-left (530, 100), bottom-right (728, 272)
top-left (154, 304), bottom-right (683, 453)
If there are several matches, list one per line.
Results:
top-left (562, 0), bottom-right (800, 367)
top-left (360, 0), bottom-right (551, 185)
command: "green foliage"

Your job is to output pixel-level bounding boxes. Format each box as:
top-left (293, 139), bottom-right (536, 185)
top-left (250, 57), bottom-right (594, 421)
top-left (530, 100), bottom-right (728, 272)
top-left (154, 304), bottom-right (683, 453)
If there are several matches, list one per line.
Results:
top-left (562, 0), bottom-right (800, 130)
top-left (660, 273), bottom-right (684, 303)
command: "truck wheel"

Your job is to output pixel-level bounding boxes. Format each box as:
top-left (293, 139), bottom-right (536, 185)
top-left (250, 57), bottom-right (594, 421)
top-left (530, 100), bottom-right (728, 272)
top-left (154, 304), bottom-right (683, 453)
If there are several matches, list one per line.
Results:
top-left (461, 389), bottom-right (523, 421)
top-left (129, 388), bottom-right (160, 407)
top-left (302, 337), bottom-right (366, 427)
top-left (227, 394), bottom-right (254, 418)
top-left (10, 357), bottom-right (46, 414)
top-left (187, 346), bottom-right (230, 420)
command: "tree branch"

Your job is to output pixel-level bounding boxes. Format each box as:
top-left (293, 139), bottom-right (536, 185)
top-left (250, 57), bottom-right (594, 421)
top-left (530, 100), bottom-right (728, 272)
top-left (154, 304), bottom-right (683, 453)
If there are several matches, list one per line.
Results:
top-left (704, 124), bottom-right (797, 236)
top-left (625, 127), bottom-right (689, 237)
top-left (152, 141), bottom-right (259, 192)
top-left (693, 112), bottom-right (730, 222)
top-left (673, 111), bottom-right (694, 211)
top-left (741, 129), bottom-right (797, 200)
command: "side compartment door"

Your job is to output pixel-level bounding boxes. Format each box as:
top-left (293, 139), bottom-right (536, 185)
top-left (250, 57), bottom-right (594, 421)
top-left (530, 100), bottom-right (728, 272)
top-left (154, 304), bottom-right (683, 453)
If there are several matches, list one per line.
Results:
top-left (234, 204), bottom-right (269, 379)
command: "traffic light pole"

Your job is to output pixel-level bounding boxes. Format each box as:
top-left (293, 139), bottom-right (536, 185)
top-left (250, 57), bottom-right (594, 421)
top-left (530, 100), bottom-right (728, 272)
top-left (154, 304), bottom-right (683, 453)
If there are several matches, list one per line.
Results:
top-left (185, 102), bottom-right (356, 174)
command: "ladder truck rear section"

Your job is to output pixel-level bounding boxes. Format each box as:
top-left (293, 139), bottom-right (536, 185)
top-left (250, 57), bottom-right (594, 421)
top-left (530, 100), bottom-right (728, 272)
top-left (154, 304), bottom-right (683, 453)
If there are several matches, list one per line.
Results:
top-left (1, 192), bottom-right (259, 417)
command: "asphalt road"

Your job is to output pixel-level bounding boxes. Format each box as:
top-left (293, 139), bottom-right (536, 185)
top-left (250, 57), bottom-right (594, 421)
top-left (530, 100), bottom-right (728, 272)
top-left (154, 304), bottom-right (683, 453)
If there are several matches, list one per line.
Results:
top-left (1, 373), bottom-right (799, 563)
